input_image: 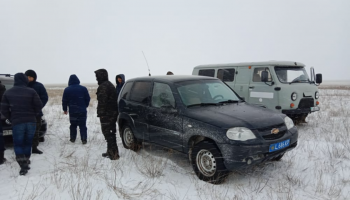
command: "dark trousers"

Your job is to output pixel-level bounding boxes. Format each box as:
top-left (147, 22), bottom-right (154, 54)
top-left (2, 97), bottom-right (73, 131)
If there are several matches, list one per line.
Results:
top-left (70, 113), bottom-right (87, 141)
top-left (32, 116), bottom-right (42, 148)
top-left (100, 115), bottom-right (118, 153)
top-left (13, 122), bottom-right (36, 158)
top-left (0, 123), bottom-right (5, 152)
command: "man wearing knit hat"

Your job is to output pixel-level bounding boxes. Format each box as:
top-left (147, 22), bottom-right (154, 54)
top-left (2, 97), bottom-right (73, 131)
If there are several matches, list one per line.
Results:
top-left (24, 70), bottom-right (48, 154)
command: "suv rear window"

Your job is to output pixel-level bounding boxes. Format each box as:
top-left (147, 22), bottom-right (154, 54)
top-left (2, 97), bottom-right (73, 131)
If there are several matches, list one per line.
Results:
top-left (198, 69), bottom-right (215, 77)
top-left (129, 81), bottom-right (152, 104)
top-left (120, 82), bottom-right (133, 99)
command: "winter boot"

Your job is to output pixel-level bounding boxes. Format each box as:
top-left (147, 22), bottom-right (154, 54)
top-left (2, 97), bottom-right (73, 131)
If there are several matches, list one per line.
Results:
top-left (102, 134), bottom-right (110, 158)
top-left (70, 139), bottom-right (75, 143)
top-left (108, 149), bottom-right (120, 160)
top-left (16, 155), bottom-right (29, 175)
top-left (32, 147), bottom-right (43, 154)
top-left (82, 140), bottom-right (87, 145)
top-left (0, 151), bottom-right (6, 165)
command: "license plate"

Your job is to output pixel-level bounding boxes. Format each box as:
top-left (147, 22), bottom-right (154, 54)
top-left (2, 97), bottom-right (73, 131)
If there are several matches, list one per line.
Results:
top-left (2, 130), bottom-right (12, 136)
top-left (311, 107), bottom-right (320, 112)
top-left (269, 139), bottom-right (290, 152)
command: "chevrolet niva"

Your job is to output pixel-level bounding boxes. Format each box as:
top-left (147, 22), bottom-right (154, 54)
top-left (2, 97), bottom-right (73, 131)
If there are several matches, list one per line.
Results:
top-left (117, 75), bottom-right (298, 184)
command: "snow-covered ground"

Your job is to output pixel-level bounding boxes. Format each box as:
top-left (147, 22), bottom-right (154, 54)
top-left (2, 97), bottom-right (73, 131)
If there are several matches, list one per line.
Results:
top-left (1, 88), bottom-right (350, 200)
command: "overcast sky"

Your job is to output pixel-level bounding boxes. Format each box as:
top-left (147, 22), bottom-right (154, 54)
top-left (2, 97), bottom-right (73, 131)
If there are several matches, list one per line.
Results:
top-left (0, 0), bottom-right (349, 84)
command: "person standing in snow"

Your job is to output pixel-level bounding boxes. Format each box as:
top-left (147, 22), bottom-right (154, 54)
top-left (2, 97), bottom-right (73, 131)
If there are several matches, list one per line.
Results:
top-left (0, 81), bottom-right (7, 165)
top-left (1, 73), bottom-right (42, 175)
top-left (25, 70), bottom-right (48, 154)
top-left (115, 74), bottom-right (125, 98)
top-left (62, 75), bottom-right (91, 144)
top-left (94, 69), bottom-right (120, 160)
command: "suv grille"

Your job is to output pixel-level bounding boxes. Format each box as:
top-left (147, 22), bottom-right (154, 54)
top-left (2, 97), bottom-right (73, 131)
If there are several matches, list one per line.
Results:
top-left (257, 123), bottom-right (287, 140)
top-left (262, 130), bottom-right (286, 140)
top-left (298, 98), bottom-right (314, 109)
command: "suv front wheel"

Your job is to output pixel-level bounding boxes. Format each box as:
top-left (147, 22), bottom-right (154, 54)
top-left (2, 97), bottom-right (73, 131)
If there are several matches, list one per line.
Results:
top-left (120, 125), bottom-right (141, 152)
top-left (190, 140), bottom-right (229, 184)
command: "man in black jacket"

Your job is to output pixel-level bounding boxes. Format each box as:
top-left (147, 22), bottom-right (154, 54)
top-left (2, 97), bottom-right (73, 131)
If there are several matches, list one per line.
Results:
top-left (25, 70), bottom-right (48, 154)
top-left (0, 81), bottom-right (7, 164)
top-left (1, 73), bottom-right (43, 175)
top-left (94, 69), bottom-right (119, 160)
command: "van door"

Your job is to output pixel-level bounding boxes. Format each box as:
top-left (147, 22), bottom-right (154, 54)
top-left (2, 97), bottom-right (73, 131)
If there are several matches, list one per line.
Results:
top-left (248, 66), bottom-right (277, 109)
top-left (234, 66), bottom-right (251, 100)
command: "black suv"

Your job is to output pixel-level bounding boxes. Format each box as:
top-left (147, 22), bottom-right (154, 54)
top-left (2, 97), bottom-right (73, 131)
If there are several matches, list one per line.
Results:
top-left (0, 74), bottom-right (47, 142)
top-left (118, 75), bottom-right (298, 184)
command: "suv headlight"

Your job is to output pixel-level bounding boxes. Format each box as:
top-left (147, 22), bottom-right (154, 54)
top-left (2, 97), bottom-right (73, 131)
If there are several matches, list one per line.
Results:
top-left (291, 92), bottom-right (297, 101)
top-left (226, 127), bottom-right (256, 141)
top-left (315, 91), bottom-right (319, 99)
top-left (284, 116), bottom-right (294, 130)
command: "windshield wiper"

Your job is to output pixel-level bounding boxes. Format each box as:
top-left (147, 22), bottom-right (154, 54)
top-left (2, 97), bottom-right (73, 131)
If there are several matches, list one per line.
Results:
top-left (187, 103), bottom-right (221, 108)
top-left (218, 100), bottom-right (240, 104)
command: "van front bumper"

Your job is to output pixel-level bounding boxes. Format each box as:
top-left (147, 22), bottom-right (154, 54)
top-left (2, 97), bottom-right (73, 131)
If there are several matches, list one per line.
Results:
top-left (282, 106), bottom-right (320, 115)
top-left (219, 128), bottom-right (298, 170)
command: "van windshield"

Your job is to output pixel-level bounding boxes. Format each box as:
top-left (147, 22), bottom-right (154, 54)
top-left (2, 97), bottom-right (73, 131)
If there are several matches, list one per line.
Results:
top-left (176, 80), bottom-right (241, 107)
top-left (1, 80), bottom-right (14, 90)
top-left (275, 67), bottom-right (310, 84)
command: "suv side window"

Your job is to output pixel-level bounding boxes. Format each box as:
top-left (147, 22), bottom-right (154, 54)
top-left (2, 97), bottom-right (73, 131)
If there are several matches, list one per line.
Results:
top-left (151, 82), bottom-right (175, 108)
top-left (129, 81), bottom-right (152, 104)
top-left (217, 69), bottom-right (235, 82)
top-left (198, 69), bottom-right (215, 77)
top-left (252, 67), bottom-right (272, 82)
top-left (120, 82), bottom-right (133, 99)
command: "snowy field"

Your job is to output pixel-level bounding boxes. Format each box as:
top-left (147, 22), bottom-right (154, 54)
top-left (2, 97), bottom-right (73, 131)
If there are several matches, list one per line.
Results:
top-left (1, 87), bottom-right (350, 200)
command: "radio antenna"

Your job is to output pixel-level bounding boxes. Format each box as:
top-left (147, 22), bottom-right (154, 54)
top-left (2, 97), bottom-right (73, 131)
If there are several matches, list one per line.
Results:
top-left (142, 51), bottom-right (151, 76)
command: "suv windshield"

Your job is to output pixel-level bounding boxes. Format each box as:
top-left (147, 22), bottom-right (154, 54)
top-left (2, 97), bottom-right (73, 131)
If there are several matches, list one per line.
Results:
top-left (176, 80), bottom-right (240, 107)
top-left (1, 80), bottom-right (14, 90)
top-left (275, 67), bottom-right (310, 84)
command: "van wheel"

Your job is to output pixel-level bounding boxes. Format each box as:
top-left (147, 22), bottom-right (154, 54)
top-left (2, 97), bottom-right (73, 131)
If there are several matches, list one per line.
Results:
top-left (39, 137), bottom-right (45, 142)
top-left (271, 153), bottom-right (284, 161)
top-left (190, 140), bottom-right (229, 184)
top-left (120, 125), bottom-right (141, 152)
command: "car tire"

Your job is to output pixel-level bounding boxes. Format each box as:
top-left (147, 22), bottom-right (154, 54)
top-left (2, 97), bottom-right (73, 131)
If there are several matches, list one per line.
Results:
top-left (271, 153), bottom-right (284, 161)
top-left (39, 137), bottom-right (45, 142)
top-left (120, 125), bottom-right (141, 152)
top-left (190, 140), bottom-right (229, 184)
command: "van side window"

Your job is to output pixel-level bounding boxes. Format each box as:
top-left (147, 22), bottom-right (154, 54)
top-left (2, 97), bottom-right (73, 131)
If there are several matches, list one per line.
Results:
top-left (217, 69), bottom-right (235, 82)
top-left (198, 69), bottom-right (215, 77)
top-left (252, 68), bottom-right (272, 82)
top-left (151, 82), bottom-right (175, 108)
top-left (129, 81), bottom-right (152, 104)
top-left (120, 82), bottom-right (133, 99)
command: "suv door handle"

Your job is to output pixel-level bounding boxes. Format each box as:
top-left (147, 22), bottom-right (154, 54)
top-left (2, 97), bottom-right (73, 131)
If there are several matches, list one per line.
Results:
top-left (249, 86), bottom-right (255, 89)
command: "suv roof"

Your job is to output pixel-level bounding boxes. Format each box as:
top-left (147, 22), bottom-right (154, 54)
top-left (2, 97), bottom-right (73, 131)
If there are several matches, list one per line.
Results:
top-left (127, 75), bottom-right (217, 83)
top-left (194, 61), bottom-right (305, 69)
top-left (0, 74), bottom-right (14, 82)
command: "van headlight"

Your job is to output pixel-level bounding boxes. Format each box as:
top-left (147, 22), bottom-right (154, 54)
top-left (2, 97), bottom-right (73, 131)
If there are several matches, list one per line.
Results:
top-left (315, 91), bottom-right (319, 99)
top-left (291, 92), bottom-right (297, 101)
top-left (284, 117), bottom-right (294, 130)
top-left (226, 127), bottom-right (256, 141)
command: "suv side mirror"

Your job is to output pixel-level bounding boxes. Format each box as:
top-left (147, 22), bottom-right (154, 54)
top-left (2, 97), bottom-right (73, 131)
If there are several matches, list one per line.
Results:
top-left (316, 74), bottom-right (322, 84)
top-left (261, 71), bottom-right (269, 82)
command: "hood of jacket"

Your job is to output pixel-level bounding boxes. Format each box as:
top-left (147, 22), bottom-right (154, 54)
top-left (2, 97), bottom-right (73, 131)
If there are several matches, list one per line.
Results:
top-left (14, 73), bottom-right (29, 87)
top-left (68, 74), bottom-right (80, 86)
top-left (116, 74), bottom-right (125, 87)
top-left (94, 69), bottom-right (109, 85)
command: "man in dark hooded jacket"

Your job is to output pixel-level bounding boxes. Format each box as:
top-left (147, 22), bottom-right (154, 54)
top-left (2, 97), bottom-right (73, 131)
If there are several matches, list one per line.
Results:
top-left (94, 69), bottom-right (119, 160)
top-left (115, 74), bottom-right (125, 98)
top-left (62, 75), bottom-right (91, 144)
top-left (1, 73), bottom-right (42, 175)
top-left (25, 70), bottom-right (48, 154)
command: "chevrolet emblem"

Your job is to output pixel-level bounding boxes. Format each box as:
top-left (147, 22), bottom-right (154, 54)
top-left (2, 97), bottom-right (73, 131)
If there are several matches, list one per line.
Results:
top-left (271, 128), bottom-right (279, 134)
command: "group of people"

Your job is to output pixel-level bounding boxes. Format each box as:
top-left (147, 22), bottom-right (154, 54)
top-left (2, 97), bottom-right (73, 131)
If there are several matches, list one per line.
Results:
top-left (0, 69), bottom-right (126, 176)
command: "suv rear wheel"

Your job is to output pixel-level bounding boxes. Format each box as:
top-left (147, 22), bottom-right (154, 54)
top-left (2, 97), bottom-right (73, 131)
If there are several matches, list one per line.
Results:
top-left (120, 125), bottom-right (141, 152)
top-left (190, 140), bottom-right (229, 184)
